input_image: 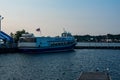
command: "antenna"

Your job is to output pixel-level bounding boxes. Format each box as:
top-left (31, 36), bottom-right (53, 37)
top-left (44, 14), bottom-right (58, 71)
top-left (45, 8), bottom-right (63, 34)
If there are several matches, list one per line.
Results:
top-left (0, 15), bottom-right (4, 31)
top-left (63, 28), bottom-right (67, 33)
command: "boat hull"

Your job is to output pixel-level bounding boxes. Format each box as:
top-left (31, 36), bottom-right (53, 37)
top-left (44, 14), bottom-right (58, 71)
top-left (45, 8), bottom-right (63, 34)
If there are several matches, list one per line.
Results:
top-left (18, 43), bottom-right (76, 53)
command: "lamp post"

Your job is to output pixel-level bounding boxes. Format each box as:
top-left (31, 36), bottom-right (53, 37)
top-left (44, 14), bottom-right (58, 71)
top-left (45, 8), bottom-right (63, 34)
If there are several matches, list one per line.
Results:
top-left (0, 15), bottom-right (4, 31)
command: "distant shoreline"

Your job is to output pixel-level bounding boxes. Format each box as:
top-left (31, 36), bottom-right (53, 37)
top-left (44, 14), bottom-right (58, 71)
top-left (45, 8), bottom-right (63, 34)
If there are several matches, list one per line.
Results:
top-left (74, 34), bottom-right (120, 43)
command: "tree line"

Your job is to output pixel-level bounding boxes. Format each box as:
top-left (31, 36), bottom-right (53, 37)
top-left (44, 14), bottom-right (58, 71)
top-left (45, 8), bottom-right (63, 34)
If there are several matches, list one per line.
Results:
top-left (74, 34), bottom-right (120, 42)
top-left (10, 29), bottom-right (29, 43)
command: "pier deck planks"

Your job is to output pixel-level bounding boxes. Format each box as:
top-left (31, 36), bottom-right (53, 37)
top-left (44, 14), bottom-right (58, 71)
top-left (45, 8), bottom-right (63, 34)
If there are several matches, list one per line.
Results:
top-left (79, 72), bottom-right (111, 80)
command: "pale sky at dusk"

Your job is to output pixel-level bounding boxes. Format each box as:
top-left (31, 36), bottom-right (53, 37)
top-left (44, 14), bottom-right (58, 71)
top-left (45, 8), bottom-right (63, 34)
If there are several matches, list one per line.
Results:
top-left (0, 0), bottom-right (120, 36)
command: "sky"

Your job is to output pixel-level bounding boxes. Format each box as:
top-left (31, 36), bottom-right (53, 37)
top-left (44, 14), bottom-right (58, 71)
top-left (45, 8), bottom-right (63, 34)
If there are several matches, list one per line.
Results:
top-left (0, 0), bottom-right (120, 36)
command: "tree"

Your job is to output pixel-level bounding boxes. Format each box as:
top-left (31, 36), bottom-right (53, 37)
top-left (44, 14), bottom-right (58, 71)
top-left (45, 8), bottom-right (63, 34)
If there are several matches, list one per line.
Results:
top-left (10, 29), bottom-right (29, 43)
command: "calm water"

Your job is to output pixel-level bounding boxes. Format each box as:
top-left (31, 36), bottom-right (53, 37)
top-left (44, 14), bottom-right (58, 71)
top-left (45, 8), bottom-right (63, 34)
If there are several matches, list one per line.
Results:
top-left (0, 49), bottom-right (120, 80)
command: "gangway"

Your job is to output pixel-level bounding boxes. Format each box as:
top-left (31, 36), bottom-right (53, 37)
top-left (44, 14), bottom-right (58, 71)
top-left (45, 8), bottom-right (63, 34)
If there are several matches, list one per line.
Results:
top-left (0, 31), bottom-right (13, 42)
top-left (0, 31), bottom-right (14, 48)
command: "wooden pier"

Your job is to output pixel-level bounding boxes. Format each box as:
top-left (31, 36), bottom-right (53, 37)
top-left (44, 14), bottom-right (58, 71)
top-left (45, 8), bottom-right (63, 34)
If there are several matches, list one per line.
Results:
top-left (78, 72), bottom-right (111, 80)
top-left (0, 48), bottom-right (18, 53)
top-left (75, 46), bottom-right (120, 49)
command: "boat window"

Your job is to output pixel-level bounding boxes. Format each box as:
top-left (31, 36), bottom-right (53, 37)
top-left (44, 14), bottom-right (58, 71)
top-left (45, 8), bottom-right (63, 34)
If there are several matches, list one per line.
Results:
top-left (19, 38), bottom-right (36, 42)
top-left (62, 33), bottom-right (72, 37)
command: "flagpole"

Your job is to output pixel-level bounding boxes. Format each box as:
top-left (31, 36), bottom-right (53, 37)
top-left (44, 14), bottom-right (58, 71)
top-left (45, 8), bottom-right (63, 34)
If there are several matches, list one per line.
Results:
top-left (0, 15), bottom-right (4, 31)
top-left (39, 29), bottom-right (41, 36)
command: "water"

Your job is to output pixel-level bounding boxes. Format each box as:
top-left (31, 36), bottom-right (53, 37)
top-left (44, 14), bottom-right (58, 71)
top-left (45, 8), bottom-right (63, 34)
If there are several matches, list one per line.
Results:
top-left (0, 49), bottom-right (120, 80)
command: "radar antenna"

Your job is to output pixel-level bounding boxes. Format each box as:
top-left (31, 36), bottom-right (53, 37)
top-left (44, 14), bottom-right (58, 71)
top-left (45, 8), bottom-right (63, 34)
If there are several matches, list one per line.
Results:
top-left (63, 28), bottom-right (67, 33)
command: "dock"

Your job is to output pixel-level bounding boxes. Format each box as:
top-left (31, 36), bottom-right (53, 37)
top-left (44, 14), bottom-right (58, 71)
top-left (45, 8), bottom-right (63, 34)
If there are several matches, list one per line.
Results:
top-left (75, 46), bottom-right (120, 49)
top-left (78, 72), bottom-right (111, 80)
top-left (0, 48), bottom-right (18, 53)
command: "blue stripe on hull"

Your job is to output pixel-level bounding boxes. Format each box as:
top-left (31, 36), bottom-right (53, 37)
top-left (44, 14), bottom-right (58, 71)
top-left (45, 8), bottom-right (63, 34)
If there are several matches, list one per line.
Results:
top-left (19, 44), bottom-right (76, 53)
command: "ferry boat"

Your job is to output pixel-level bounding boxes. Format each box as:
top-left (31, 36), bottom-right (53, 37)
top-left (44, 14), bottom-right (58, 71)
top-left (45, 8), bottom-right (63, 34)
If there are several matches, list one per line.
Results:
top-left (18, 31), bottom-right (77, 53)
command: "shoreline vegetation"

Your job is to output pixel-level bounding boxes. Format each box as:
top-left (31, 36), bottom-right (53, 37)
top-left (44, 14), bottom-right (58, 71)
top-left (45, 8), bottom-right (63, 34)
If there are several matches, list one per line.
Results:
top-left (74, 34), bottom-right (120, 43)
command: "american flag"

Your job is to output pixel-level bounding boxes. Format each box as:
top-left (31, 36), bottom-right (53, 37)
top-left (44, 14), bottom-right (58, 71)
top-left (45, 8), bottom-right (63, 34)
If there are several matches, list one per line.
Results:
top-left (36, 28), bottom-right (40, 32)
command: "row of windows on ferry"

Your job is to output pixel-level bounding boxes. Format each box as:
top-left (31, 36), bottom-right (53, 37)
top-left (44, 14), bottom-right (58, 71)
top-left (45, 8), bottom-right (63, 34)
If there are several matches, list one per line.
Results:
top-left (49, 41), bottom-right (74, 47)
